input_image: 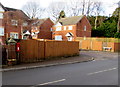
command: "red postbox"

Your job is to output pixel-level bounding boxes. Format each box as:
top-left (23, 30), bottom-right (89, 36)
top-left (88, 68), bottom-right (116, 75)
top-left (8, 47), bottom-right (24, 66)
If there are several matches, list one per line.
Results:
top-left (16, 43), bottom-right (20, 52)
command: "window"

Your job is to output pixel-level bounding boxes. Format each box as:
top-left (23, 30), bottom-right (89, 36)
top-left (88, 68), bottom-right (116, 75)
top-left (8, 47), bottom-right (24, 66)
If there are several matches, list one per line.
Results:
top-left (50, 28), bottom-right (53, 31)
top-left (34, 27), bottom-right (37, 30)
top-left (56, 27), bottom-right (61, 31)
top-left (84, 26), bottom-right (86, 31)
top-left (11, 20), bottom-right (18, 26)
top-left (10, 32), bottom-right (19, 39)
top-left (23, 22), bottom-right (28, 26)
top-left (68, 26), bottom-right (72, 30)
top-left (55, 35), bottom-right (62, 41)
top-left (64, 26), bottom-right (66, 30)
top-left (0, 13), bottom-right (3, 19)
top-left (0, 27), bottom-right (4, 36)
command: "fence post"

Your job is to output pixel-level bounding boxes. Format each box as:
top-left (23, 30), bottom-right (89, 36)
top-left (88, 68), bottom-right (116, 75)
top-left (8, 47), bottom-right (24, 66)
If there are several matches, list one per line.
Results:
top-left (44, 40), bottom-right (46, 60)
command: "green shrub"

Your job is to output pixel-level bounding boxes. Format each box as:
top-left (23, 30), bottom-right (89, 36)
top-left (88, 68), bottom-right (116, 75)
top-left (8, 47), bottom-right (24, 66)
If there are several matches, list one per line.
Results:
top-left (114, 32), bottom-right (120, 38)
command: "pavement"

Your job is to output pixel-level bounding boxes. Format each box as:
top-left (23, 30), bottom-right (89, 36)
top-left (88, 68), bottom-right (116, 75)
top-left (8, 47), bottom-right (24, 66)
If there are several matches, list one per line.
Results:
top-left (1, 50), bottom-right (118, 72)
top-left (1, 51), bottom-right (94, 72)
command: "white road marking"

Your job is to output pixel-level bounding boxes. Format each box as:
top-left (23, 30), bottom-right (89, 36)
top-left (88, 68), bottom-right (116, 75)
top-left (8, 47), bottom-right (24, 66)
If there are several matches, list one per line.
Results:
top-left (35, 79), bottom-right (66, 86)
top-left (87, 67), bottom-right (117, 75)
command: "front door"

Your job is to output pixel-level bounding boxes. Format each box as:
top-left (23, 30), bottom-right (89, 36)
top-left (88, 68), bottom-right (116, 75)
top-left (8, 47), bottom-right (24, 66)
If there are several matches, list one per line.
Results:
top-left (68, 36), bottom-right (73, 41)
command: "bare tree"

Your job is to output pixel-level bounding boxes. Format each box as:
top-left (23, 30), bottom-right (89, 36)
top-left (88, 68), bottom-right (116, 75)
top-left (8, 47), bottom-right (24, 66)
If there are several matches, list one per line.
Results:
top-left (86, 0), bottom-right (95, 16)
top-left (66, 0), bottom-right (83, 17)
top-left (47, 2), bottom-right (66, 22)
top-left (82, 0), bottom-right (85, 15)
top-left (66, 0), bottom-right (97, 17)
top-left (22, 1), bottom-right (45, 19)
top-left (93, 2), bottom-right (103, 29)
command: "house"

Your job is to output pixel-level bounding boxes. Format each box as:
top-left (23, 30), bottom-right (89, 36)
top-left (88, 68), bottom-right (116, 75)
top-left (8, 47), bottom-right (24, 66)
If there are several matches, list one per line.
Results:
top-left (52, 15), bottom-right (92, 41)
top-left (0, 3), bottom-right (30, 44)
top-left (29, 18), bottom-right (54, 39)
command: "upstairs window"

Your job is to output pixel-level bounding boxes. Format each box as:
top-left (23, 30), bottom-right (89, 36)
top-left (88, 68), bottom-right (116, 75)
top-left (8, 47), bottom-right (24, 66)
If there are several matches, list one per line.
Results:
top-left (10, 32), bottom-right (19, 39)
top-left (68, 26), bottom-right (72, 30)
top-left (0, 13), bottom-right (3, 19)
top-left (23, 22), bottom-right (28, 26)
top-left (11, 20), bottom-right (18, 26)
top-left (84, 26), bottom-right (86, 31)
top-left (50, 28), bottom-right (53, 31)
top-left (56, 27), bottom-right (62, 31)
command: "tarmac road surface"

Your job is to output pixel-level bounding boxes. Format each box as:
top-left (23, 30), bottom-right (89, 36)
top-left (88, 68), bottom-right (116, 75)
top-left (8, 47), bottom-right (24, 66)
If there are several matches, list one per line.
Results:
top-left (2, 57), bottom-right (118, 86)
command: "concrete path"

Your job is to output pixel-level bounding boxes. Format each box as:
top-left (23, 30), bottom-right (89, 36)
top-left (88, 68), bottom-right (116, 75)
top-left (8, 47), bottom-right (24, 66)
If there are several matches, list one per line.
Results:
top-left (1, 51), bottom-right (118, 72)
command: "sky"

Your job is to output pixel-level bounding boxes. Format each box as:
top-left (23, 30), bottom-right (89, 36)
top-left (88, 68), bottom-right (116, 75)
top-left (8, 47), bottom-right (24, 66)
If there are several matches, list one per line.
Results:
top-left (0, 0), bottom-right (119, 16)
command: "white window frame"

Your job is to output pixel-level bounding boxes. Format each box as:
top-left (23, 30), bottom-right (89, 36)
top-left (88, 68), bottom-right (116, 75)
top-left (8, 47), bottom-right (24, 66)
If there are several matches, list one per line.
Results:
top-left (0, 13), bottom-right (3, 19)
top-left (0, 27), bottom-right (4, 36)
top-left (64, 26), bottom-right (66, 30)
top-left (11, 20), bottom-right (18, 26)
top-left (68, 26), bottom-right (72, 30)
top-left (50, 28), bottom-right (53, 31)
top-left (10, 32), bottom-right (19, 39)
top-left (55, 35), bottom-right (62, 41)
top-left (84, 26), bottom-right (86, 31)
top-left (23, 22), bottom-right (28, 26)
top-left (56, 27), bottom-right (62, 31)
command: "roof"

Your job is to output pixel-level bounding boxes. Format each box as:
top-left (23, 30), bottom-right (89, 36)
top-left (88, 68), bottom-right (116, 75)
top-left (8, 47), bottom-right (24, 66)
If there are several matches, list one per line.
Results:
top-left (65, 32), bottom-right (74, 37)
top-left (4, 7), bottom-right (18, 11)
top-left (0, 3), bottom-right (18, 11)
top-left (58, 15), bottom-right (84, 26)
top-left (0, 3), bottom-right (30, 19)
top-left (31, 18), bottom-right (49, 26)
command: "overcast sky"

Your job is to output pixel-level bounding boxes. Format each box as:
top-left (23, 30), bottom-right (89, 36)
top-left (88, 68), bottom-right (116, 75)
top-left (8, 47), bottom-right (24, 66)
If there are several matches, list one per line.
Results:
top-left (0, 0), bottom-right (119, 16)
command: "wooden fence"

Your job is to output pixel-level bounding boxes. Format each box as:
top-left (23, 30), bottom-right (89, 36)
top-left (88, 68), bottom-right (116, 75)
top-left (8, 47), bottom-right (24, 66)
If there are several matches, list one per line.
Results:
top-left (2, 45), bottom-right (16, 65)
top-left (76, 37), bottom-right (120, 52)
top-left (20, 40), bottom-right (45, 63)
top-left (19, 40), bottom-right (79, 63)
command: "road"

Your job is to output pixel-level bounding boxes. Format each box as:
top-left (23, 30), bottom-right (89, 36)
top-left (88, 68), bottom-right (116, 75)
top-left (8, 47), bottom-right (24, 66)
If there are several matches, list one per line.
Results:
top-left (2, 51), bottom-right (118, 86)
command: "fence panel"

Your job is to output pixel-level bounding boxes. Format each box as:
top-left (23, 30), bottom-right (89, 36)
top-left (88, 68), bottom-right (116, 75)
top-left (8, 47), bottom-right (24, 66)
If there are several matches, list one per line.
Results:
top-left (20, 40), bottom-right (45, 63)
top-left (92, 41), bottom-right (103, 51)
top-left (45, 41), bottom-right (79, 59)
top-left (81, 40), bottom-right (91, 50)
top-left (19, 40), bottom-right (79, 63)
top-left (76, 37), bottom-right (120, 52)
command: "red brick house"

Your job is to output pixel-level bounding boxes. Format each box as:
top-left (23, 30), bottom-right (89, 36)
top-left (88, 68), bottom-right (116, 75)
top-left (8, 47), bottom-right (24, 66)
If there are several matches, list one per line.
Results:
top-left (52, 15), bottom-right (91, 41)
top-left (0, 3), bottom-right (30, 44)
top-left (29, 18), bottom-right (54, 39)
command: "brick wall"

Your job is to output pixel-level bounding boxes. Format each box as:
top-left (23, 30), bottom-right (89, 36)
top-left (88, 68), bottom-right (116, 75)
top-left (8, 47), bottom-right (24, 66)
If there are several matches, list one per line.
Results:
top-left (76, 16), bottom-right (91, 37)
top-left (2, 10), bottom-right (29, 44)
top-left (38, 18), bottom-right (54, 39)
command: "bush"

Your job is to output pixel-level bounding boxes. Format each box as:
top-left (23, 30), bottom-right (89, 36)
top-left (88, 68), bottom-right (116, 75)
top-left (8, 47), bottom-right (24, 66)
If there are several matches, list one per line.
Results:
top-left (114, 32), bottom-right (120, 38)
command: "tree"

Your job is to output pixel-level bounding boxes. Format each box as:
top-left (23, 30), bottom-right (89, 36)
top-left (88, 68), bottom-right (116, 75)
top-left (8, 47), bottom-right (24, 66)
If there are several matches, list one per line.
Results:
top-left (93, 2), bottom-right (103, 29)
top-left (86, 0), bottom-right (96, 16)
top-left (47, 2), bottom-right (66, 22)
top-left (112, 1), bottom-right (120, 33)
top-left (82, 0), bottom-right (85, 15)
top-left (58, 10), bottom-right (66, 20)
top-left (22, 1), bottom-right (45, 19)
top-left (92, 17), bottom-right (117, 37)
top-left (66, 0), bottom-right (86, 16)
